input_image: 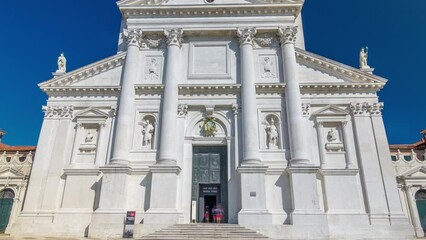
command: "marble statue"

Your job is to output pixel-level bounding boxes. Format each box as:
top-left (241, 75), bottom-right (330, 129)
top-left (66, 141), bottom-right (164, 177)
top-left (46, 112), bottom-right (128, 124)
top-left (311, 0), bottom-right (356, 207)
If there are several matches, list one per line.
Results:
top-left (359, 47), bottom-right (369, 69)
top-left (142, 120), bottom-right (155, 148)
top-left (327, 128), bottom-right (338, 142)
top-left (57, 53), bottom-right (67, 73)
top-left (266, 118), bottom-right (278, 149)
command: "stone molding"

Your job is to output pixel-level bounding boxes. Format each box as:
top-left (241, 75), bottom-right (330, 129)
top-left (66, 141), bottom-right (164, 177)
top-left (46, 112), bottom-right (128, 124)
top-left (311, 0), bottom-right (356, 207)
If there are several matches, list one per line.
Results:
top-left (278, 26), bottom-right (298, 45)
top-left (164, 28), bottom-right (183, 47)
top-left (0, 151), bottom-right (33, 177)
top-left (41, 86), bottom-right (120, 97)
top-left (237, 27), bottom-right (257, 46)
top-left (42, 106), bottom-right (74, 119)
top-left (119, 5), bottom-right (302, 18)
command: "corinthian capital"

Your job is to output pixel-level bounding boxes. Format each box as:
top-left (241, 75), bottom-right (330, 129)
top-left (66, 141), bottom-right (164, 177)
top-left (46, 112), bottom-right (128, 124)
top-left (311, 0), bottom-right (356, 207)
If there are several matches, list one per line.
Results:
top-left (164, 28), bottom-right (183, 47)
top-left (278, 26), bottom-right (298, 45)
top-left (237, 27), bottom-right (257, 46)
top-left (123, 28), bottom-right (143, 48)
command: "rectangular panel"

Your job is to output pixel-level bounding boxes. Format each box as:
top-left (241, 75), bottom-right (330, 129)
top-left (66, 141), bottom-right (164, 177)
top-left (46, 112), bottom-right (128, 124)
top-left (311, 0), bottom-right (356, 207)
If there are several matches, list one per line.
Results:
top-left (188, 41), bottom-right (231, 79)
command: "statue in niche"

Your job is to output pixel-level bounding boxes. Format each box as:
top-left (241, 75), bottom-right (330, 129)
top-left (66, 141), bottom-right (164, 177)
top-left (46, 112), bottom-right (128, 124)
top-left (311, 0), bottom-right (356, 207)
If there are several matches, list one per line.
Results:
top-left (359, 47), bottom-right (369, 69)
top-left (145, 58), bottom-right (159, 81)
top-left (56, 53), bottom-right (67, 73)
top-left (85, 130), bottom-right (94, 143)
top-left (265, 118), bottom-right (279, 149)
top-left (142, 119), bottom-right (155, 148)
top-left (327, 128), bottom-right (338, 142)
top-left (261, 57), bottom-right (275, 78)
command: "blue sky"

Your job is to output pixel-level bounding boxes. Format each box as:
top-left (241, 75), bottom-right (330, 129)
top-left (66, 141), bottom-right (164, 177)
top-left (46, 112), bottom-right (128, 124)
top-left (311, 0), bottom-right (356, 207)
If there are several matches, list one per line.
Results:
top-left (0, 0), bottom-right (424, 146)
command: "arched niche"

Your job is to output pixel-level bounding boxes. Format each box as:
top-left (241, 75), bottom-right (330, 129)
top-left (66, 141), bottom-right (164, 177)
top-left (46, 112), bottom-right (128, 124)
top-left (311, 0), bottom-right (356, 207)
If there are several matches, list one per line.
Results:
top-left (140, 113), bottom-right (158, 150)
top-left (261, 113), bottom-right (282, 150)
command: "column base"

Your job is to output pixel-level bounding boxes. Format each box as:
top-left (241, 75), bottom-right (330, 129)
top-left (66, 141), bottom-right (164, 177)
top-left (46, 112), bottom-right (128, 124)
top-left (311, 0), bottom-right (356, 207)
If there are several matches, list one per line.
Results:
top-left (289, 158), bottom-right (311, 166)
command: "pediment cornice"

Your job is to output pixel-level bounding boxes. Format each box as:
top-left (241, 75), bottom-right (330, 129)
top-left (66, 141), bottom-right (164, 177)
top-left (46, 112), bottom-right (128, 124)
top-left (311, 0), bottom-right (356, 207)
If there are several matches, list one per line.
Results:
top-left (39, 53), bottom-right (126, 90)
top-left (118, 0), bottom-right (303, 18)
top-left (296, 48), bottom-right (387, 86)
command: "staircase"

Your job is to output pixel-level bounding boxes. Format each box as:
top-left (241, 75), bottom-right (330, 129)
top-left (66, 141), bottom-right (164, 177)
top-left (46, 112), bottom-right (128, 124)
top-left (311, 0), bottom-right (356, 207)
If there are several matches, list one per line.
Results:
top-left (139, 224), bottom-right (269, 239)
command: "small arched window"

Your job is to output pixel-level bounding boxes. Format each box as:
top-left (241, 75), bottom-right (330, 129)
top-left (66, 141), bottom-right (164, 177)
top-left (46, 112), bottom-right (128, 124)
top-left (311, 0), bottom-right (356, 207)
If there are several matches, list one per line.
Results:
top-left (0, 189), bottom-right (14, 199)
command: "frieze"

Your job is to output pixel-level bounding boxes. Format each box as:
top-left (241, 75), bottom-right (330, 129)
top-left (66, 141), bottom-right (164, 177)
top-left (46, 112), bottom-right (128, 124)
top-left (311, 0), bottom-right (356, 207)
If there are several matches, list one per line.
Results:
top-left (349, 102), bottom-right (384, 116)
top-left (366, 102), bottom-right (384, 116)
top-left (42, 106), bottom-right (74, 119)
top-left (253, 33), bottom-right (279, 48)
top-left (142, 33), bottom-right (166, 49)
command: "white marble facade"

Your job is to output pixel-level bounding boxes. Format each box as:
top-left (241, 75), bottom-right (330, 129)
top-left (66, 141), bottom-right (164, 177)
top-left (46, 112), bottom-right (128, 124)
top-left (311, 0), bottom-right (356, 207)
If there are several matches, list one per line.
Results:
top-left (11, 0), bottom-right (414, 239)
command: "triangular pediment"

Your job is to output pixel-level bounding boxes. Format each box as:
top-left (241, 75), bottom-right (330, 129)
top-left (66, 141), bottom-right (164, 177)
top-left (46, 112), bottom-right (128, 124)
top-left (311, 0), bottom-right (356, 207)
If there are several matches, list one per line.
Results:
top-left (313, 105), bottom-right (349, 117)
top-left (39, 53), bottom-right (126, 90)
top-left (296, 48), bottom-right (387, 85)
top-left (0, 168), bottom-right (26, 178)
top-left (75, 108), bottom-right (109, 119)
top-left (118, 0), bottom-right (301, 6)
top-left (400, 166), bottom-right (426, 179)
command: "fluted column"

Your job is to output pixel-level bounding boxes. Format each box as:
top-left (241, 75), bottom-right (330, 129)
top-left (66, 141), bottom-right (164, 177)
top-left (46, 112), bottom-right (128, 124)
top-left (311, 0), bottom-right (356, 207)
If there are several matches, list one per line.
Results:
top-left (278, 26), bottom-right (309, 165)
top-left (237, 27), bottom-right (261, 165)
top-left (158, 28), bottom-right (183, 165)
top-left (110, 28), bottom-right (142, 164)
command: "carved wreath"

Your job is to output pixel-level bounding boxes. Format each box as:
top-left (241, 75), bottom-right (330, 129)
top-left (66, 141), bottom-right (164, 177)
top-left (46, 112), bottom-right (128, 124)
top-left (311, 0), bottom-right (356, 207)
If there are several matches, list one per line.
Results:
top-left (203, 115), bottom-right (217, 137)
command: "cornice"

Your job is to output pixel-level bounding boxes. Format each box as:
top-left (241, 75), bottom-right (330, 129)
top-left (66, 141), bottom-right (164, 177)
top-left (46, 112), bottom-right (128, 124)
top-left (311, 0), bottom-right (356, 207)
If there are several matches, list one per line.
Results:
top-left (120, 4), bottom-right (302, 18)
top-left (39, 53), bottom-right (126, 89)
top-left (41, 86), bottom-right (120, 97)
top-left (295, 48), bottom-right (387, 85)
top-left (135, 84), bottom-right (164, 96)
top-left (178, 84), bottom-right (241, 96)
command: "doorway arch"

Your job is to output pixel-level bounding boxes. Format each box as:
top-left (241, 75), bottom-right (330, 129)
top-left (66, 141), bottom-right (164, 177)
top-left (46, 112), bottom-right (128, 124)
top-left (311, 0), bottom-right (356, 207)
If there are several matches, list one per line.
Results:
top-left (0, 188), bottom-right (14, 232)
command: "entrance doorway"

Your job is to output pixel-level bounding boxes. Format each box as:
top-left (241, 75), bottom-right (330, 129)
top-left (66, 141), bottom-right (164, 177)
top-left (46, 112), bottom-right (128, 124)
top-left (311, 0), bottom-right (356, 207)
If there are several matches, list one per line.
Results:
top-left (192, 146), bottom-right (228, 223)
top-left (0, 189), bottom-right (14, 232)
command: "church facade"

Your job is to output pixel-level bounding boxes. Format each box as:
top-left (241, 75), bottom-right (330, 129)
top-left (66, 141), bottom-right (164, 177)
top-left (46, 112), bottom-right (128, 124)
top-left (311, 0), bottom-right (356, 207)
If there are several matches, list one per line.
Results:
top-left (12, 0), bottom-right (414, 239)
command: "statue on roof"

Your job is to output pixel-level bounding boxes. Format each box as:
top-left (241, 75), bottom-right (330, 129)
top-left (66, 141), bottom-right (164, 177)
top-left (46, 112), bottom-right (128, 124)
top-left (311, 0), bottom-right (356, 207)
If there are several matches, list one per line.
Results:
top-left (56, 53), bottom-right (67, 73)
top-left (359, 47), bottom-right (369, 69)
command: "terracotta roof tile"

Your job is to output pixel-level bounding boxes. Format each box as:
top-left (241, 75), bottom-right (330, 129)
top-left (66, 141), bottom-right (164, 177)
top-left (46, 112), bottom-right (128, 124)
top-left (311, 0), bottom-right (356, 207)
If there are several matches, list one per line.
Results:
top-left (0, 143), bottom-right (36, 152)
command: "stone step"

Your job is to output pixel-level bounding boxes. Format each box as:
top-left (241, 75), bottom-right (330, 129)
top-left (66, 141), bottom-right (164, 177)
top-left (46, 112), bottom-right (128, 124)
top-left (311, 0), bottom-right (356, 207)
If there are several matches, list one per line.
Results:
top-left (139, 224), bottom-right (269, 240)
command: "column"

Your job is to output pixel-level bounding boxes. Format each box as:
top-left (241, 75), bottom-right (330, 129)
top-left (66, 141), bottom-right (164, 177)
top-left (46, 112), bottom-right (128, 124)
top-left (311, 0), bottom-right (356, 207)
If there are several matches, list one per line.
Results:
top-left (315, 121), bottom-right (326, 168)
top-left (110, 28), bottom-right (142, 164)
top-left (143, 29), bottom-right (183, 228)
top-left (236, 28), bottom-right (270, 226)
top-left (237, 27), bottom-right (261, 165)
top-left (342, 121), bottom-right (356, 168)
top-left (278, 26), bottom-right (309, 165)
top-left (157, 28), bottom-right (183, 165)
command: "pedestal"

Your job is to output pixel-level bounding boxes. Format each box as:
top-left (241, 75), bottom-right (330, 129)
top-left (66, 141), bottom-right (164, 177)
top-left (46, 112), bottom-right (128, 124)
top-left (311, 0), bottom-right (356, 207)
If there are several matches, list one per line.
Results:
top-left (238, 165), bottom-right (272, 225)
top-left (287, 166), bottom-right (327, 226)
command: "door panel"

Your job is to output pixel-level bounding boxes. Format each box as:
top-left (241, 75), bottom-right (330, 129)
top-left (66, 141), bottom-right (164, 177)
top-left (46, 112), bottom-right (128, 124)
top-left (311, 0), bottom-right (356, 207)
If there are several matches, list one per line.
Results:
top-left (0, 199), bottom-right (13, 231)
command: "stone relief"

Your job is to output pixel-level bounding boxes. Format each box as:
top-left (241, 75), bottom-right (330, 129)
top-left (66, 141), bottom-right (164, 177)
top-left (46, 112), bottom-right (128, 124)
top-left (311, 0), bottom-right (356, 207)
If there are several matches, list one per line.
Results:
top-left (327, 128), bottom-right (338, 142)
top-left (0, 151), bottom-right (33, 177)
top-left (142, 34), bottom-right (166, 49)
top-left (349, 102), bottom-right (384, 116)
top-left (177, 104), bottom-right (188, 117)
top-left (261, 57), bottom-right (276, 78)
top-left (253, 32), bottom-right (279, 48)
top-left (142, 119), bottom-right (155, 149)
top-left (145, 58), bottom-right (161, 81)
